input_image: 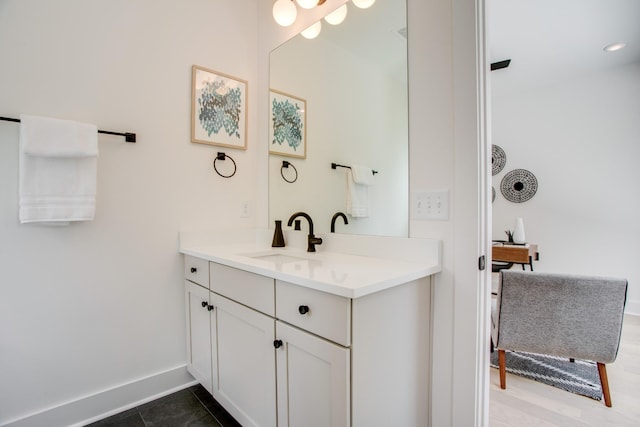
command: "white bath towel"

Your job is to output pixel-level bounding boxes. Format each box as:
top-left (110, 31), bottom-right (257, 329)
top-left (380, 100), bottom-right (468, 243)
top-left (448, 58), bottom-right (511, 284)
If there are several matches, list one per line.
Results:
top-left (350, 164), bottom-right (375, 186)
top-left (19, 114), bottom-right (99, 224)
top-left (346, 169), bottom-right (369, 218)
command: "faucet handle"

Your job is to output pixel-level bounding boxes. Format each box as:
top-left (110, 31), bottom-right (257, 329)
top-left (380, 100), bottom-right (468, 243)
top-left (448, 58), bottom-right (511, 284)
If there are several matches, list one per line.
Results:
top-left (307, 235), bottom-right (323, 252)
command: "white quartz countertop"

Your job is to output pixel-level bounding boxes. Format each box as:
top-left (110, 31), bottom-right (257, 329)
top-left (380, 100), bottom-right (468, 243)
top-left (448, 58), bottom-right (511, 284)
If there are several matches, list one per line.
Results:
top-left (180, 241), bottom-right (441, 299)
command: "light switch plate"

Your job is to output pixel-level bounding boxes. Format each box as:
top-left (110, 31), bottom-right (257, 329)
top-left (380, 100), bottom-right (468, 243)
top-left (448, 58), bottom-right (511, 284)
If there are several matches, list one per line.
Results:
top-left (240, 201), bottom-right (251, 218)
top-left (412, 190), bottom-right (449, 220)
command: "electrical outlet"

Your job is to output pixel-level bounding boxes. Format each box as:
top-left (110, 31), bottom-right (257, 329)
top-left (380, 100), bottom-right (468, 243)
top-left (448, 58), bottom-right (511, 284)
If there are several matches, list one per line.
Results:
top-left (240, 201), bottom-right (250, 218)
top-left (412, 190), bottom-right (449, 220)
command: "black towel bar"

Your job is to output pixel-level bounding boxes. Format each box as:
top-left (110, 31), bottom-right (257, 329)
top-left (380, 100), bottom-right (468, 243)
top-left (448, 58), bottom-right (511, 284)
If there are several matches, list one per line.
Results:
top-left (331, 162), bottom-right (378, 175)
top-left (0, 116), bottom-right (136, 143)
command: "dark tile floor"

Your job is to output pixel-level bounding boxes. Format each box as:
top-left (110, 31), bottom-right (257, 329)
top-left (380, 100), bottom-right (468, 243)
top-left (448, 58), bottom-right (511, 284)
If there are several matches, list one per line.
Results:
top-left (87, 385), bottom-right (241, 427)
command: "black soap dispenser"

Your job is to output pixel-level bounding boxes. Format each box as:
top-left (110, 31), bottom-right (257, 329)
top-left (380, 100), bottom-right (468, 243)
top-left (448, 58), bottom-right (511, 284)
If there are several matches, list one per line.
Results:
top-left (272, 220), bottom-right (285, 247)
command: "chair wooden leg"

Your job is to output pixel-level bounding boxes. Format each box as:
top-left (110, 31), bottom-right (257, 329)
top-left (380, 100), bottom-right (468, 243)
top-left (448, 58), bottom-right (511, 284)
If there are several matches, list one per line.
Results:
top-left (498, 349), bottom-right (506, 389)
top-left (597, 362), bottom-right (612, 407)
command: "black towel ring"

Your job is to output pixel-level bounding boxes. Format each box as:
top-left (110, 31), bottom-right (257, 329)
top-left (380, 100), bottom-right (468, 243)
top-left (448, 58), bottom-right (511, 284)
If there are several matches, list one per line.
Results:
top-left (213, 152), bottom-right (236, 178)
top-left (280, 160), bottom-right (298, 183)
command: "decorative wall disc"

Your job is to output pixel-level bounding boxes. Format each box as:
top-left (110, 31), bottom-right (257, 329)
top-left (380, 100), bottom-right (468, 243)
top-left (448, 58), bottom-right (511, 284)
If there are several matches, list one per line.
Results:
top-left (492, 145), bottom-right (506, 176)
top-left (500, 169), bottom-right (538, 203)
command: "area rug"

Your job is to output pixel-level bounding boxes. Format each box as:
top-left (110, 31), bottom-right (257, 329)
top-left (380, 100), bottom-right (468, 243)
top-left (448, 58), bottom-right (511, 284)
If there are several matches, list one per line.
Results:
top-left (490, 350), bottom-right (602, 401)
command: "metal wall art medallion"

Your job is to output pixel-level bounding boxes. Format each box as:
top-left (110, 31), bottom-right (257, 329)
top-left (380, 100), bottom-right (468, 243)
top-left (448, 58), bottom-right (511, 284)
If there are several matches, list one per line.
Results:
top-left (492, 145), bottom-right (506, 176)
top-left (500, 169), bottom-right (538, 203)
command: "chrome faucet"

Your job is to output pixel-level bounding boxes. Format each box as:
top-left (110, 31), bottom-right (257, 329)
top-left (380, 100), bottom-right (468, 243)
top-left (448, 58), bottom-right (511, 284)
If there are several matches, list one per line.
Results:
top-left (330, 212), bottom-right (348, 233)
top-left (287, 211), bottom-right (323, 252)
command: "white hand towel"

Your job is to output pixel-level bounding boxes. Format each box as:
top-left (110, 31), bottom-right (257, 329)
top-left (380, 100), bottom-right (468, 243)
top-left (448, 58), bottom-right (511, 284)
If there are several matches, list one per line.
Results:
top-left (350, 164), bottom-right (374, 186)
top-left (19, 115), bottom-right (99, 224)
top-left (346, 169), bottom-right (369, 218)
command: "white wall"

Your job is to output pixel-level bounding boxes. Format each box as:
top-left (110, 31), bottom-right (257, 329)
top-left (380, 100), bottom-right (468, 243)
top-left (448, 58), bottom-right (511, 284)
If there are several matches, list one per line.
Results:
top-left (0, 0), bottom-right (485, 425)
top-left (0, 0), bottom-right (259, 424)
top-left (492, 62), bottom-right (640, 314)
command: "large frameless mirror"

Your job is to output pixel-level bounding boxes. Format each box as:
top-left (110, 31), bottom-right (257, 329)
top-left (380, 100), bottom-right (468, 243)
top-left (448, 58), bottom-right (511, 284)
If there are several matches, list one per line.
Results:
top-left (268, 0), bottom-right (409, 237)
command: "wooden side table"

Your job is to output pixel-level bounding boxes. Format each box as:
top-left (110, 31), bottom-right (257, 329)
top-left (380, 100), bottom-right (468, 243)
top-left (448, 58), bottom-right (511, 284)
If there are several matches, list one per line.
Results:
top-left (492, 243), bottom-right (539, 271)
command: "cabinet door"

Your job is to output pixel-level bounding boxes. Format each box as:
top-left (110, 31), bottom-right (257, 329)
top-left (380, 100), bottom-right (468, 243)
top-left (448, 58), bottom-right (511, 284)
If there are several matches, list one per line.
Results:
top-left (185, 281), bottom-right (213, 393)
top-left (211, 294), bottom-right (277, 427)
top-left (275, 321), bottom-right (350, 427)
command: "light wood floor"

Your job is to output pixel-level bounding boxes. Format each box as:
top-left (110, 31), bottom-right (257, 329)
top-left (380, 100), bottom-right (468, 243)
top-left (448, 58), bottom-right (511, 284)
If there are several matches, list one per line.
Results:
top-left (489, 314), bottom-right (640, 426)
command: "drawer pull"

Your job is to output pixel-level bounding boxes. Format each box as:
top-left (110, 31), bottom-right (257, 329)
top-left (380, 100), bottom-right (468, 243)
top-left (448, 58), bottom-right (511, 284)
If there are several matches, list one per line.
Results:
top-left (190, 267), bottom-right (197, 273)
top-left (201, 301), bottom-right (208, 308)
top-left (207, 304), bottom-right (214, 311)
top-left (273, 339), bottom-right (283, 349)
top-left (298, 305), bottom-right (310, 315)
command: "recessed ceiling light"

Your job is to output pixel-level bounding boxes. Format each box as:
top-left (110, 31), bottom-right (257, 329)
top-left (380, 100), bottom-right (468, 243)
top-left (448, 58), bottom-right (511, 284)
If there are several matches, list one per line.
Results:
top-left (603, 42), bottom-right (627, 52)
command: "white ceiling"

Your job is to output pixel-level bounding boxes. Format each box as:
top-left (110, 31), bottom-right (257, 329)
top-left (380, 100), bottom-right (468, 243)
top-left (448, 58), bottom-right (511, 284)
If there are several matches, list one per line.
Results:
top-left (489, 0), bottom-right (640, 96)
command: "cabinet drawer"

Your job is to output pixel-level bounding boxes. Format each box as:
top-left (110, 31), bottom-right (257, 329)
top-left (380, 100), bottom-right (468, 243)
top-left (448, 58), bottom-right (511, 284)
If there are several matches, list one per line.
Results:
top-left (184, 255), bottom-right (209, 288)
top-left (276, 280), bottom-right (351, 347)
top-left (210, 263), bottom-right (275, 317)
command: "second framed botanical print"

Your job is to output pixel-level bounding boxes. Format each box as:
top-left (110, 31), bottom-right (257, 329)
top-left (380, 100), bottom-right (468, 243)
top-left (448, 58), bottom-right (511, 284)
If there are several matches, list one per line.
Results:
top-left (269, 89), bottom-right (306, 159)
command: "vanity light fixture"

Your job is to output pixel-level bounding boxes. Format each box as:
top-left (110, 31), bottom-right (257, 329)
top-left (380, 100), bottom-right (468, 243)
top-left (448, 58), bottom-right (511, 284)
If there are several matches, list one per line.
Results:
top-left (297, 0), bottom-right (327, 9)
top-left (273, 0), bottom-right (297, 26)
top-left (273, 0), bottom-right (357, 31)
top-left (603, 42), bottom-right (627, 52)
top-left (352, 0), bottom-right (376, 8)
top-left (301, 20), bottom-right (322, 39)
top-left (324, 4), bottom-right (348, 25)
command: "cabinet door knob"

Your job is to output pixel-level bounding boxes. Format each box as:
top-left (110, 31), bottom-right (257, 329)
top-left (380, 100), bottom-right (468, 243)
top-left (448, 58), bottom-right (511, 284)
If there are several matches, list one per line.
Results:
top-left (273, 339), bottom-right (283, 349)
top-left (190, 267), bottom-right (197, 273)
top-left (298, 305), bottom-right (310, 315)
top-left (207, 304), bottom-right (214, 311)
top-left (201, 301), bottom-right (208, 308)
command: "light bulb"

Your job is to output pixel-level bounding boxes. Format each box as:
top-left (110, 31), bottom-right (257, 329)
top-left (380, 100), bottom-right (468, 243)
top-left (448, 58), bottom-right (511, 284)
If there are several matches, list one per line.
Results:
top-left (301, 21), bottom-right (322, 39)
top-left (352, 0), bottom-right (375, 9)
top-left (324, 4), bottom-right (348, 25)
top-left (296, 0), bottom-right (319, 9)
top-left (603, 42), bottom-right (627, 52)
top-left (273, 0), bottom-right (297, 27)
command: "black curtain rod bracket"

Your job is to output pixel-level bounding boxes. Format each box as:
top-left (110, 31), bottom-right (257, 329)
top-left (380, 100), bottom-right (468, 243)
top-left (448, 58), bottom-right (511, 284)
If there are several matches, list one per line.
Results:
top-left (0, 116), bottom-right (136, 143)
top-left (331, 162), bottom-right (378, 175)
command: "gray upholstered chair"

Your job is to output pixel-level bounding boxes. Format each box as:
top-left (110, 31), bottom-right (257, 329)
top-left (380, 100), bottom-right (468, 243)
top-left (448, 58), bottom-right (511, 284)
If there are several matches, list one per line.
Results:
top-left (491, 270), bottom-right (628, 407)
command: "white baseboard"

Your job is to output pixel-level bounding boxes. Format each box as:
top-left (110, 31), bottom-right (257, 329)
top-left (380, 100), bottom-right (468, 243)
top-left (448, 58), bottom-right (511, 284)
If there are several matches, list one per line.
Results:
top-left (625, 299), bottom-right (640, 317)
top-left (1, 365), bottom-right (197, 427)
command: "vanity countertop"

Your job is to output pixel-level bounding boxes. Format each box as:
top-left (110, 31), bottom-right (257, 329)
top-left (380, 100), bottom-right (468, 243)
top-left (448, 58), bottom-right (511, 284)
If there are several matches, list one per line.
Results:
top-left (180, 230), bottom-right (441, 298)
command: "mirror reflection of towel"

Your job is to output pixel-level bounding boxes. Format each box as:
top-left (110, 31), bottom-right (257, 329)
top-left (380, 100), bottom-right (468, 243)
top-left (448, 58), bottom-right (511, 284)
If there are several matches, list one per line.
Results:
top-left (346, 169), bottom-right (369, 218)
top-left (350, 164), bottom-right (374, 185)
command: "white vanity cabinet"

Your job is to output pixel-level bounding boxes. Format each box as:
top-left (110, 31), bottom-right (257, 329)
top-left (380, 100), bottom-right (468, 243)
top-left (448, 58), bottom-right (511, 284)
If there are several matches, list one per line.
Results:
top-left (184, 280), bottom-right (213, 393)
top-left (210, 293), bottom-right (276, 427)
top-left (184, 255), bottom-right (212, 392)
top-left (183, 251), bottom-right (433, 427)
top-left (209, 262), bottom-right (278, 426)
top-left (275, 320), bottom-right (350, 427)
top-left (184, 256), bottom-right (277, 427)
top-left (274, 280), bottom-right (351, 426)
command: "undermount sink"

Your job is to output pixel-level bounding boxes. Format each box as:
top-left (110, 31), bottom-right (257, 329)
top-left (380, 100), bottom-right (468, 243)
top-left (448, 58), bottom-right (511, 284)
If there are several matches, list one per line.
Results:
top-left (243, 252), bottom-right (309, 264)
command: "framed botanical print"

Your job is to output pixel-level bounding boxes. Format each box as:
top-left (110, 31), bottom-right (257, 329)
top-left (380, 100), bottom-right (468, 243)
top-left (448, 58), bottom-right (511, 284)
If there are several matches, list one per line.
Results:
top-left (191, 65), bottom-right (247, 149)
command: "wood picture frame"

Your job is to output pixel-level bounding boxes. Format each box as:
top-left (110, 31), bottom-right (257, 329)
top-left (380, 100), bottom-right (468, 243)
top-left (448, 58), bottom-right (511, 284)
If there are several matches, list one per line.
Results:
top-left (269, 89), bottom-right (306, 159)
top-left (191, 65), bottom-right (247, 149)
